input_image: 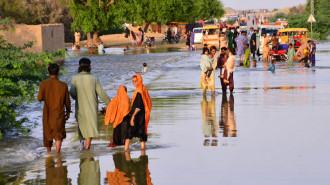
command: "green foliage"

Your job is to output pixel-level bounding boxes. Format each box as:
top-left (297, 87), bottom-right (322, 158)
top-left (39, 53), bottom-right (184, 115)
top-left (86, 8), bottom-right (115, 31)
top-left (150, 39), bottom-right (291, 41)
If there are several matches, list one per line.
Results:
top-left (270, 0), bottom-right (329, 40)
top-left (270, 12), bottom-right (286, 22)
top-left (0, 18), bottom-right (66, 138)
top-left (305, 0), bottom-right (330, 39)
top-left (0, 0), bottom-right (74, 42)
top-left (123, 0), bottom-right (224, 24)
top-left (65, 0), bottom-right (224, 33)
top-left (66, 0), bottom-right (124, 33)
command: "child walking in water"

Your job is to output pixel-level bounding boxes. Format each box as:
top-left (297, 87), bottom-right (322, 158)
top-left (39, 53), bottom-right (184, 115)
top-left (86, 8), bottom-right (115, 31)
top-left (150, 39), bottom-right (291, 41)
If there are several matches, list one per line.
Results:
top-left (221, 48), bottom-right (236, 83)
top-left (311, 42), bottom-right (316, 66)
top-left (200, 47), bottom-right (212, 83)
top-left (287, 43), bottom-right (296, 65)
top-left (243, 44), bottom-right (251, 66)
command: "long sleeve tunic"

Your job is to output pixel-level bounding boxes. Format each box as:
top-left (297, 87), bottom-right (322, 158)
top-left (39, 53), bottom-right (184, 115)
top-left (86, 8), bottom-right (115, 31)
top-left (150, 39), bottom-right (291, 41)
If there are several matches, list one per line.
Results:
top-left (70, 72), bottom-right (110, 139)
top-left (38, 77), bottom-right (71, 147)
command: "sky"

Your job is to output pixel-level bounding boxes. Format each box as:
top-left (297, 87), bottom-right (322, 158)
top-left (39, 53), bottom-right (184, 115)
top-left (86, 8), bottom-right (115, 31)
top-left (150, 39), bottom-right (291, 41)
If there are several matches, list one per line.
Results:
top-left (221, 0), bottom-right (307, 10)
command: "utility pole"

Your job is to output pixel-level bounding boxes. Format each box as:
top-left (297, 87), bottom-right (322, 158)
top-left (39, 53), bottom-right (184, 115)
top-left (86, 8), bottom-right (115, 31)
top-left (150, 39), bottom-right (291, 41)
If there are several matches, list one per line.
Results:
top-left (311, 0), bottom-right (314, 39)
top-left (307, 0), bottom-right (316, 40)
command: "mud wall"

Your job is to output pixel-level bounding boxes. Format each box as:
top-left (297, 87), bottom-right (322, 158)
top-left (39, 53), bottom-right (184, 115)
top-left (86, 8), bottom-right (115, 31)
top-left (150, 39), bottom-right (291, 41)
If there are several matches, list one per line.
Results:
top-left (0, 24), bottom-right (64, 53)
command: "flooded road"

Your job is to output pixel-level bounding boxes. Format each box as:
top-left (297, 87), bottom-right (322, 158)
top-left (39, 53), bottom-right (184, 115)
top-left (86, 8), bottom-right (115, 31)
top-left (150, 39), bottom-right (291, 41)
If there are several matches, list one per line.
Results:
top-left (1, 41), bottom-right (330, 184)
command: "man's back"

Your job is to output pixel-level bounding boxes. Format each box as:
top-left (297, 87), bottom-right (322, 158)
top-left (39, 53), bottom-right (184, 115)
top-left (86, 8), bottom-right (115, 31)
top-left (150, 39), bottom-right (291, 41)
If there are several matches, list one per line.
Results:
top-left (70, 72), bottom-right (110, 138)
top-left (38, 78), bottom-right (70, 115)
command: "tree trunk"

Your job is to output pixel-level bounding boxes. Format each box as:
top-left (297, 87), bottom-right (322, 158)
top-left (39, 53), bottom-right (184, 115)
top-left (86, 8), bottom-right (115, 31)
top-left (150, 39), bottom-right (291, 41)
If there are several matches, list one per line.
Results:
top-left (86, 32), bottom-right (94, 48)
top-left (143, 22), bottom-right (149, 33)
top-left (92, 31), bottom-right (103, 46)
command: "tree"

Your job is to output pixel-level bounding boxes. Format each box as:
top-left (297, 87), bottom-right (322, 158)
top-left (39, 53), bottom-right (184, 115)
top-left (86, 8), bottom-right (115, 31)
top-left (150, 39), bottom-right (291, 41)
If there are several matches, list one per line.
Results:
top-left (270, 12), bottom-right (286, 22)
top-left (66, 0), bottom-right (123, 33)
top-left (305, 0), bottom-right (330, 39)
top-left (0, 0), bottom-right (74, 42)
top-left (0, 18), bottom-right (66, 138)
top-left (119, 0), bottom-right (224, 26)
top-left (274, 0), bottom-right (329, 40)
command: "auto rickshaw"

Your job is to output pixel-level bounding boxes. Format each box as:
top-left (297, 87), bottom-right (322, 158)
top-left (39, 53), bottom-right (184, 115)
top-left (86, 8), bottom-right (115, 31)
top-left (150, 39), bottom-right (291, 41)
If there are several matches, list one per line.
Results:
top-left (202, 25), bottom-right (220, 49)
top-left (239, 18), bottom-right (248, 31)
top-left (279, 28), bottom-right (308, 50)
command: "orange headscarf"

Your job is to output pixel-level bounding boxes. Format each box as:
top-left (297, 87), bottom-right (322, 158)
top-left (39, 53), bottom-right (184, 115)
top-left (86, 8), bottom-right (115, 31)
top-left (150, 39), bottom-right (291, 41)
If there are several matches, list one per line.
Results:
top-left (105, 86), bottom-right (130, 128)
top-left (132, 74), bottom-right (152, 135)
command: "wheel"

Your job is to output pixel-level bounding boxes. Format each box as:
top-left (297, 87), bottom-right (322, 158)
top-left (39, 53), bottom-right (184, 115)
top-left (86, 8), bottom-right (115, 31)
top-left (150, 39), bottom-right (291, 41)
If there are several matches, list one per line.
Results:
top-left (281, 54), bottom-right (288, 61)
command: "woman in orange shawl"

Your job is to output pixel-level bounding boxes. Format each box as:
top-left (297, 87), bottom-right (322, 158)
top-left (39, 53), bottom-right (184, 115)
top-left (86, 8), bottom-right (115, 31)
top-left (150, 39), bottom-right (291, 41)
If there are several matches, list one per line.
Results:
top-left (105, 86), bottom-right (130, 147)
top-left (125, 74), bottom-right (152, 151)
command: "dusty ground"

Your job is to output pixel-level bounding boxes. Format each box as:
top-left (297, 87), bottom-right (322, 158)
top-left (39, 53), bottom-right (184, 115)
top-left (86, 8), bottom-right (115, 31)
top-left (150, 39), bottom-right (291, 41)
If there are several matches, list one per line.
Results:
top-left (66, 33), bottom-right (193, 49)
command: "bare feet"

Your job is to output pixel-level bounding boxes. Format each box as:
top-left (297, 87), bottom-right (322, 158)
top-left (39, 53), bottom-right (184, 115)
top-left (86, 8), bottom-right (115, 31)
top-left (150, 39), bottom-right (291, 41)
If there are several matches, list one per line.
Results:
top-left (141, 142), bottom-right (145, 150)
top-left (124, 139), bottom-right (130, 151)
top-left (85, 138), bottom-right (92, 150)
top-left (55, 140), bottom-right (62, 153)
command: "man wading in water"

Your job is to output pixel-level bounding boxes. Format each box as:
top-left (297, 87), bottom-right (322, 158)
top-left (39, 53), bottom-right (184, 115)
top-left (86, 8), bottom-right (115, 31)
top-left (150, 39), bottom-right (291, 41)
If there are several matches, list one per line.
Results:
top-left (70, 58), bottom-right (110, 150)
top-left (38, 63), bottom-right (71, 153)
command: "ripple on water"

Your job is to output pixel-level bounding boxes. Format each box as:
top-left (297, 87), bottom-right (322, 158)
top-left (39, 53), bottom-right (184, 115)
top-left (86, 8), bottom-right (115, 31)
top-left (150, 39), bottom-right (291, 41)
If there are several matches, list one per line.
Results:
top-left (0, 136), bottom-right (43, 170)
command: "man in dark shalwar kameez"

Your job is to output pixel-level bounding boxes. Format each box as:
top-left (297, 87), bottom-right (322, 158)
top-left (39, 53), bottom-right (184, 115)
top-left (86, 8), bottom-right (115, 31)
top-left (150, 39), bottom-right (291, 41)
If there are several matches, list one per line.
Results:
top-left (38, 63), bottom-right (71, 153)
top-left (217, 47), bottom-right (234, 94)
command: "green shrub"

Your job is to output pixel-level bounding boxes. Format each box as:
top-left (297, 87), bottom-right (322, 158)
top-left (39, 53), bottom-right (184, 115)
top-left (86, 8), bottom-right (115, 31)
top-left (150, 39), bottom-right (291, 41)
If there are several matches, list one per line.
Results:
top-left (0, 18), bottom-right (66, 138)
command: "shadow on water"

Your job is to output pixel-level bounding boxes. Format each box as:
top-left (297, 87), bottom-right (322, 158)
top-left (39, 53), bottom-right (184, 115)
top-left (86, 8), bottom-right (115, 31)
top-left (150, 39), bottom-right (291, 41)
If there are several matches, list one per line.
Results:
top-left (78, 153), bottom-right (100, 185)
top-left (201, 96), bottom-right (218, 146)
top-left (105, 151), bottom-right (152, 185)
top-left (220, 94), bottom-right (237, 138)
top-left (45, 155), bottom-right (71, 185)
top-left (200, 94), bottom-right (238, 147)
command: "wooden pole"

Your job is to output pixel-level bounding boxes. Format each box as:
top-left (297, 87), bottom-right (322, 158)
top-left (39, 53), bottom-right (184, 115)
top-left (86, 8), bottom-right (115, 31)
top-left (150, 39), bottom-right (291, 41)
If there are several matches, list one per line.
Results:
top-left (311, 21), bottom-right (313, 40)
top-left (311, 0), bottom-right (314, 40)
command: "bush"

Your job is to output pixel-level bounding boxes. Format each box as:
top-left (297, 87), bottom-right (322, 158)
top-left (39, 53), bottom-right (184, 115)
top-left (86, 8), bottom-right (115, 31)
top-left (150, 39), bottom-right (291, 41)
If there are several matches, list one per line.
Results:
top-left (0, 18), bottom-right (66, 138)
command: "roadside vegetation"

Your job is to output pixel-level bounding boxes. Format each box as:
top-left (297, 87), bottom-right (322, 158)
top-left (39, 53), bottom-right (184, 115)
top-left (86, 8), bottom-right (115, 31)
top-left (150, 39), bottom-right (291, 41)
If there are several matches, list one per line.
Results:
top-left (0, 18), bottom-right (66, 138)
top-left (271, 0), bottom-right (329, 40)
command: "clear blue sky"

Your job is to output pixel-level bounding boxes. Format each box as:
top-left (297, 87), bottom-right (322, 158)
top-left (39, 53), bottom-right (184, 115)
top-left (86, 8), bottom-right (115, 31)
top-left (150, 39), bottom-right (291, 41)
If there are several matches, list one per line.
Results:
top-left (221, 0), bottom-right (307, 10)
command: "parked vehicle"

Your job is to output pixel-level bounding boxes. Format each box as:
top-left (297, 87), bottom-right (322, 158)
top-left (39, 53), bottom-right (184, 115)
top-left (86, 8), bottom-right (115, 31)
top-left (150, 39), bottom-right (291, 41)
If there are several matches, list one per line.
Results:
top-left (145, 36), bottom-right (155, 47)
top-left (257, 25), bottom-right (284, 53)
top-left (161, 32), bottom-right (180, 44)
top-left (269, 44), bottom-right (289, 61)
top-left (239, 18), bottom-right (248, 31)
top-left (278, 28), bottom-right (308, 50)
top-left (202, 25), bottom-right (220, 48)
top-left (193, 28), bottom-right (203, 43)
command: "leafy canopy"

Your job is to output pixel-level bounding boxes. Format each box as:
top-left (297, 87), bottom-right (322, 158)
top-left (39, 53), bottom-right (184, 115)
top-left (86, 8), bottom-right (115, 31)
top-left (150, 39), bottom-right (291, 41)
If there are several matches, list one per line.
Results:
top-left (65, 0), bottom-right (224, 33)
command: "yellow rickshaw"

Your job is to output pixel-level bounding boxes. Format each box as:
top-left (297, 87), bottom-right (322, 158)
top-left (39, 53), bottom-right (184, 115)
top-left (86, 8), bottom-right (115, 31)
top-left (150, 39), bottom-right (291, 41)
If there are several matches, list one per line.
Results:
top-left (279, 28), bottom-right (308, 46)
top-left (202, 25), bottom-right (219, 49)
top-left (170, 22), bottom-right (188, 36)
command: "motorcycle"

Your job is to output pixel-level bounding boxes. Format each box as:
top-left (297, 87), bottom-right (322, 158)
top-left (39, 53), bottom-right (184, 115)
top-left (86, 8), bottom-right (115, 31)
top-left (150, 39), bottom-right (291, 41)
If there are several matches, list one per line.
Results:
top-left (145, 36), bottom-right (155, 47)
top-left (161, 33), bottom-right (180, 44)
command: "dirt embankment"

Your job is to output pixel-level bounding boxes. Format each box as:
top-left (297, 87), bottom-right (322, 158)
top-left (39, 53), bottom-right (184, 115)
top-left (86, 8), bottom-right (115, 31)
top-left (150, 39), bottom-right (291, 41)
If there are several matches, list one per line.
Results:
top-left (66, 32), bottom-right (189, 49)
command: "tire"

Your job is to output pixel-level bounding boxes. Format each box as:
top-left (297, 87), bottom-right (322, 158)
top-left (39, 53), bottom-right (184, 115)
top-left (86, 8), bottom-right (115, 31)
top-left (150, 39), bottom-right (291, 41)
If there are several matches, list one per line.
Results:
top-left (281, 54), bottom-right (288, 61)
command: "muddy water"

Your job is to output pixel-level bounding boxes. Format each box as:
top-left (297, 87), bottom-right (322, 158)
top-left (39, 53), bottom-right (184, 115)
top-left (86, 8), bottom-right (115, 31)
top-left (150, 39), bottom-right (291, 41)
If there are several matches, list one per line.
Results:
top-left (1, 41), bottom-right (330, 184)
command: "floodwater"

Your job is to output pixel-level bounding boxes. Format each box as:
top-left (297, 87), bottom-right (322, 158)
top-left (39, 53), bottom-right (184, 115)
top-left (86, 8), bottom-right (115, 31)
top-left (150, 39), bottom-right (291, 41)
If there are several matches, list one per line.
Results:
top-left (1, 41), bottom-right (330, 185)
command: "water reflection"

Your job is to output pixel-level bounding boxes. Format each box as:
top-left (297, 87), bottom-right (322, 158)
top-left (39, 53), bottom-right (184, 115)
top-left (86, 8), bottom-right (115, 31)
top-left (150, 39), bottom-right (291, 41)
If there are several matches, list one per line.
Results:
top-left (201, 96), bottom-right (218, 146)
top-left (45, 155), bottom-right (71, 185)
top-left (78, 156), bottom-right (100, 185)
top-left (220, 94), bottom-right (237, 138)
top-left (106, 151), bottom-right (152, 185)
